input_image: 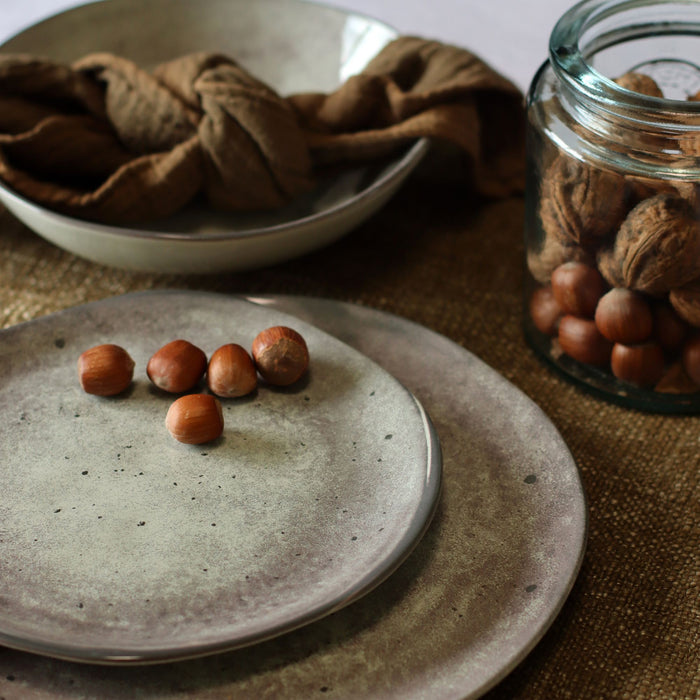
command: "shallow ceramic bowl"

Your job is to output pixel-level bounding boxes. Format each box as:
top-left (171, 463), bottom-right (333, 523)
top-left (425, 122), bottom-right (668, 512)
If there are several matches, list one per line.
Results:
top-left (0, 0), bottom-right (428, 273)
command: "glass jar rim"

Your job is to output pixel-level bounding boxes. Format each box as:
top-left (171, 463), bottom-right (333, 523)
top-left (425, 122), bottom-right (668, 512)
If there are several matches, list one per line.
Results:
top-left (549, 0), bottom-right (700, 119)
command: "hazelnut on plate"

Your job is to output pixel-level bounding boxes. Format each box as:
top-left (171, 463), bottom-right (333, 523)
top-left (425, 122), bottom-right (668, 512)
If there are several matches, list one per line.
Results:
top-left (207, 344), bottom-right (257, 398)
top-left (252, 326), bottom-right (309, 386)
top-left (165, 394), bottom-right (224, 444)
top-left (78, 344), bottom-right (135, 396)
top-left (147, 339), bottom-right (207, 393)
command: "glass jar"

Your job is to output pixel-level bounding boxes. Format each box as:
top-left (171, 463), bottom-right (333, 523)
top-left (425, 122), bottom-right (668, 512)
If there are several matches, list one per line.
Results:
top-left (524, 0), bottom-right (700, 412)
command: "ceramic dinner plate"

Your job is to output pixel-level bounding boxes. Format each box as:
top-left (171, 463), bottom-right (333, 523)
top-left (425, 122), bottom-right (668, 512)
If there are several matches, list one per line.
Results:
top-left (0, 0), bottom-right (428, 273)
top-left (0, 291), bottom-right (441, 663)
top-left (0, 292), bottom-right (586, 699)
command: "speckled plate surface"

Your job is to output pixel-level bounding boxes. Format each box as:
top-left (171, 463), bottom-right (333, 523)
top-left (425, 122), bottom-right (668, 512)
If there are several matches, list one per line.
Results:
top-left (0, 292), bottom-right (586, 700)
top-left (0, 291), bottom-right (440, 664)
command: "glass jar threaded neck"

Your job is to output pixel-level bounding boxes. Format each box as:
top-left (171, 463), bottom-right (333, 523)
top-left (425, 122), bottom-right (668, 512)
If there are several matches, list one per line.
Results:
top-left (547, 0), bottom-right (700, 178)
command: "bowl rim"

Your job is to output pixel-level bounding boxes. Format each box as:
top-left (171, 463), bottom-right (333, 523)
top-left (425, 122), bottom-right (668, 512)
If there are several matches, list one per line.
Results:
top-left (0, 139), bottom-right (430, 243)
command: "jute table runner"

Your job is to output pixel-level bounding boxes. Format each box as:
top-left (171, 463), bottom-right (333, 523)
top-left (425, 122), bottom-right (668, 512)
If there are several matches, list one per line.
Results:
top-left (0, 175), bottom-right (698, 698)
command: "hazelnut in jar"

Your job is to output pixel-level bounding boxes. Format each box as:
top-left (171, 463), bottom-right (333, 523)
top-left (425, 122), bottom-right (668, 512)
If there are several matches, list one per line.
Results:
top-left (524, 0), bottom-right (700, 412)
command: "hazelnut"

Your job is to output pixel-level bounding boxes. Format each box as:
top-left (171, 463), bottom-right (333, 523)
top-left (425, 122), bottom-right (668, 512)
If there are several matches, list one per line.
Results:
top-left (682, 334), bottom-right (700, 386)
top-left (655, 361), bottom-right (700, 394)
top-left (165, 394), bottom-right (224, 444)
top-left (558, 315), bottom-right (613, 367)
top-left (651, 301), bottom-right (688, 352)
top-left (529, 286), bottom-right (562, 336)
top-left (207, 344), bottom-right (258, 398)
top-left (551, 262), bottom-right (606, 318)
top-left (610, 342), bottom-right (665, 387)
top-left (78, 344), bottom-right (135, 396)
top-left (147, 340), bottom-right (207, 393)
top-left (594, 288), bottom-right (653, 344)
top-left (252, 326), bottom-right (309, 386)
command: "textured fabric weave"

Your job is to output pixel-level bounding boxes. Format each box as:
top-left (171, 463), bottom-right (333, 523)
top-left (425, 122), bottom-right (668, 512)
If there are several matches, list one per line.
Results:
top-left (0, 175), bottom-right (697, 698)
top-left (0, 37), bottom-right (524, 223)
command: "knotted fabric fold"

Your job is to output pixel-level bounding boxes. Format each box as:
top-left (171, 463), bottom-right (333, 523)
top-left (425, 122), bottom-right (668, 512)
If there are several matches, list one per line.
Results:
top-left (0, 37), bottom-right (525, 224)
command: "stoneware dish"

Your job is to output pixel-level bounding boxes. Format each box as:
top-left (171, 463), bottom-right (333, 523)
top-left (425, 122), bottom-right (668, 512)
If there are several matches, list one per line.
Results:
top-left (0, 292), bottom-right (586, 699)
top-left (0, 291), bottom-right (441, 663)
top-left (0, 0), bottom-right (428, 273)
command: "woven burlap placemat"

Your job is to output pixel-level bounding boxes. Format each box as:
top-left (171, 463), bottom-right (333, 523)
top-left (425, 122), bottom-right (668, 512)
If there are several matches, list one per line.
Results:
top-left (0, 177), bottom-right (698, 699)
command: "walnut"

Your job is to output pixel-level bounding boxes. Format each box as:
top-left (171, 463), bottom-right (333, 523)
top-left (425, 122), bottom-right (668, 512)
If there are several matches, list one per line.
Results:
top-left (678, 132), bottom-right (700, 159)
top-left (595, 194), bottom-right (700, 296)
top-left (596, 245), bottom-right (625, 289)
top-left (625, 176), bottom-right (699, 211)
top-left (669, 278), bottom-right (700, 326)
top-left (526, 233), bottom-right (594, 285)
top-left (539, 155), bottom-right (628, 252)
top-left (676, 88), bottom-right (700, 158)
top-left (614, 72), bottom-right (664, 98)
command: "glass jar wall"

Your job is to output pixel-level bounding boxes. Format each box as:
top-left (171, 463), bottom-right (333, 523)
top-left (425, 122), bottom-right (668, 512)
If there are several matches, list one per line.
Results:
top-left (524, 0), bottom-right (700, 411)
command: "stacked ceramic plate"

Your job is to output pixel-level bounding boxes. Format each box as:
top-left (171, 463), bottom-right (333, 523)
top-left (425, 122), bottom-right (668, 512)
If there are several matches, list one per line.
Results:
top-left (0, 291), bottom-right (442, 663)
top-left (0, 1), bottom-right (586, 697)
top-left (0, 290), bottom-right (586, 699)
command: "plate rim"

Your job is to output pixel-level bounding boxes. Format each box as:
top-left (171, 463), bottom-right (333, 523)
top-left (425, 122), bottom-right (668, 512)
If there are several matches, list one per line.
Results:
top-left (250, 293), bottom-right (589, 699)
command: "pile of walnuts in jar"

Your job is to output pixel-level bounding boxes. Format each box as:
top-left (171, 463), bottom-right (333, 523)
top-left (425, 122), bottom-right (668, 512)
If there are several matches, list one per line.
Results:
top-left (527, 73), bottom-right (700, 394)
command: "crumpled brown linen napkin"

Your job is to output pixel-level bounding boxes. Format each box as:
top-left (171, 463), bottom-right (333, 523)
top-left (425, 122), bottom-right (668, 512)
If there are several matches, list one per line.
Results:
top-left (0, 37), bottom-right (525, 224)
